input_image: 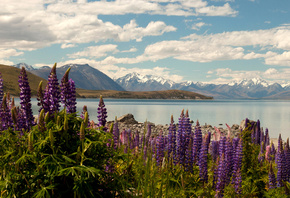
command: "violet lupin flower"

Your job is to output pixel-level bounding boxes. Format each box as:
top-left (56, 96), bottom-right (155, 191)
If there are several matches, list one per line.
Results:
top-left (176, 110), bottom-right (185, 165)
top-left (156, 130), bottom-right (165, 166)
top-left (268, 163), bottom-right (277, 189)
top-left (0, 94), bottom-right (13, 130)
top-left (67, 79), bottom-right (77, 113)
top-left (0, 73), bottom-right (3, 104)
top-left (168, 115), bottom-right (176, 161)
top-left (18, 67), bottom-right (35, 130)
top-left (60, 68), bottom-right (77, 114)
top-left (258, 142), bottom-right (265, 163)
top-left (283, 141), bottom-right (290, 182)
top-left (134, 131), bottom-right (140, 149)
top-left (43, 64), bottom-right (61, 115)
top-left (192, 120), bottom-right (202, 164)
top-left (97, 95), bottom-right (107, 131)
top-left (198, 137), bottom-right (208, 183)
top-left (224, 138), bottom-right (233, 185)
top-left (215, 154), bottom-right (226, 198)
top-left (232, 138), bottom-right (243, 192)
top-left (210, 140), bottom-right (219, 162)
top-left (112, 118), bottom-right (119, 150)
top-left (276, 138), bottom-right (286, 187)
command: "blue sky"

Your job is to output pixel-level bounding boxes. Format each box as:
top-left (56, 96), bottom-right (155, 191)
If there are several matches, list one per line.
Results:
top-left (1, 0), bottom-right (290, 84)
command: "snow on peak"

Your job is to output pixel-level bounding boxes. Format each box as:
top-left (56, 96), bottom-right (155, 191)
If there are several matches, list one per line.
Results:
top-left (120, 72), bottom-right (175, 86)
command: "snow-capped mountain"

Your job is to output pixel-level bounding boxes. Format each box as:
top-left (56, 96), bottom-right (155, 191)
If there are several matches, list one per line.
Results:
top-left (115, 73), bottom-right (290, 99)
top-left (13, 63), bottom-right (35, 71)
top-left (115, 72), bottom-right (175, 91)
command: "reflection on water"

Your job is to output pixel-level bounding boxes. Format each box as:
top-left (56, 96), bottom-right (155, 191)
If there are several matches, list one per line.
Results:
top-left (15, 98), bottom-right (290, 139)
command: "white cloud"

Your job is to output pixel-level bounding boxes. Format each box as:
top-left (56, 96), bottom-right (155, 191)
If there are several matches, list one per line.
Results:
top-left (0, 49), bottom-right (23, 59)
top-left (68, 44), bottom-right (119, 58)
top-left (0, 1), bottom-right (178, 51)
top-left (0, 59), bottom-right (14, 65)
top-left (61, 44), bottom-right (76, 49)
top-left (191, 22), bottom-right (211, 30)
top-left (121, 47), bottom-right (138, 53)
top-left (46, 0), bottom-right (237, 17)
top-left (265, 51), bottom-right (290, 66)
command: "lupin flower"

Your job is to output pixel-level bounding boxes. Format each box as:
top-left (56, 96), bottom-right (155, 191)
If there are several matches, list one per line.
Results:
top-left (168, 115), bottom-right (176, 161)
top-left (276, 137), bottom-right (286, 187)
top-left (198, 137), bottom-right (208, 183)
top-left (232, 139), bottom-right (243, 190)
top-left (258, 142), bottom-right (265, 163)
top-left (156, 130), bottom-right (165, 166)
top-left (234, 168), bottom-right (242, 194)
top-left (0, 94), bottom-right (13, 130)
top-left (18, 67), bottom-right (35, 130)
top-left (210, 140), bottom-right (219, 162)
top-left (215, 154), bottom-right (226, 198)
top-left (60, 68), bottom-right (77, 114)
top-left (97, 95), bottom-right (107, 131)
top-left (268, 163), bottom-right (277, 189)
top-left (224, 137), bottom-right (233, 185)
top-left (192, 120), bottom-right (202, 164)
top-left (112, 118), bottom-right (120, 150)
top-left (0, 72), bottom-right (3, 104)
top-left (176, 110), bottom-right (185, 165)
top-left (43, 63), bottom-right (61, 115)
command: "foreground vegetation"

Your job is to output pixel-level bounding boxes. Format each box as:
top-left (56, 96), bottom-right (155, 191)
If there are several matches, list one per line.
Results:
top-left (0, 64), bottom-right (289, 197)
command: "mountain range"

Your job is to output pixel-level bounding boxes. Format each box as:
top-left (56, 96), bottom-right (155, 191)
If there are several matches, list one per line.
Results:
top-left (11, 63), bottom-right (290, 99)
top-left (115, 73), bottom-right (290, 99)
top-left (17, 63), bottom-right (125, 91)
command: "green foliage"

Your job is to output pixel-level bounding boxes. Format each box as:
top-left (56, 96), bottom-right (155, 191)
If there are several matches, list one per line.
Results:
top-left (0, 109), bottom-right (125, 198)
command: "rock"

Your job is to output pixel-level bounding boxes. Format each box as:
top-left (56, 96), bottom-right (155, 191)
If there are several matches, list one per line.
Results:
top-left (117, 113), bottom-right (138, 124)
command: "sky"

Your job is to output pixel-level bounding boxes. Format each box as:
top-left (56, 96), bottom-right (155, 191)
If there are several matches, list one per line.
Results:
top-left (1, 0), bottom-right (290, 84)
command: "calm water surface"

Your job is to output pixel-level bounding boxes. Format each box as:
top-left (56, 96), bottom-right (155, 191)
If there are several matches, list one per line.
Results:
top-left (17, 98), bottom-right (290, 139)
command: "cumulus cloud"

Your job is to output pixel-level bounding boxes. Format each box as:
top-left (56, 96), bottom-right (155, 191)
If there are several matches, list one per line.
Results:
top-left (0, 1), bottom-right (178, 51)
top-left (46, 0), bottom-right (237, 17)
top-left (61, 44), bottom-right (76, 49)
top-left (102, 25), bottom-right (290, 66)
top-left (68, 45), bottom-right (119, 58)
top-left (191, 22), bottom-right (211, 30)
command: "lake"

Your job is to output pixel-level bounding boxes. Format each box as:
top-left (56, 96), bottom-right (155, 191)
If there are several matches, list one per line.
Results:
top-left (15, 98), bottom-right (290, 140)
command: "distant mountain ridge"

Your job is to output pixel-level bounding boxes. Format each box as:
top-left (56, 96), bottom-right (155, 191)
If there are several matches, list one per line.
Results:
top-left (115, 73), bottom-right (290, 99)
top-left (29, 64), bottom-right (125, 91)
top-left (10, 63), bottom-right (290, 99)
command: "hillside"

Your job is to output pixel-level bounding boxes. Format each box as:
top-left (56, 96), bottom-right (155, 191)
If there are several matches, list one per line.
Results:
top-left (0, 64), bottom-right (47, 96)
top-left (76, 89), bottom-right (213, 99)
top-left (31, 64), bottom-right (125, 91)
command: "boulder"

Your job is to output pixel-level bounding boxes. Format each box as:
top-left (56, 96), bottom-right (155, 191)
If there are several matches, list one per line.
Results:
top-left (117, 113), bottom-right (138, 124)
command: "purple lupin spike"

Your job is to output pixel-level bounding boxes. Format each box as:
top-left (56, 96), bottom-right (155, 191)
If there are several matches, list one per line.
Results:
top-left (113, 118), bottom-right (120, 150)
top-left (67, 79), bottom-right (77, 113)
top-left (276, 136), bottom-right (286, 187)
top-left (215, 154), bottom-right (226, 198)
top-left (176, 109), bottom-right (185, 165)
top-left (156, 130), bottom-right (165, 166)
top-left (210, 140), bottom-right (219, 162)
top-left (232, 138), bottom-right (243, 192)
top-left (18, 67), bottom-right (35, 130)
top-left (192, 120), bottom-right (202, 164)
top-left (224, 137), bottom-right (233, 185)
top-left (0, 73), bottom-right (3, 104)
top-left (43, 64), bottom-right (61, 115)
top-left (167, 115), bottom-right (176, 159)
top-left (97, 95), bottom-right (107, 131)
top-left (198, 137), bottom-right (208, 183)
top-left (0, 94), bottom-right (13, 130)
top-left (268, 163), bottom-right (277, 189)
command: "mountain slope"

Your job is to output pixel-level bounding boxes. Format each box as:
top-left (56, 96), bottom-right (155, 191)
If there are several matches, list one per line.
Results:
top-left (31, 64), bottom-right (125, 91)
top-left (0, 64), bottom-right (47, 96)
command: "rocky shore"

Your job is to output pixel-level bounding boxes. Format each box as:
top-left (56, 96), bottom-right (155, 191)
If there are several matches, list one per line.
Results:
top-left (107, 113), bottom-right (244, 138)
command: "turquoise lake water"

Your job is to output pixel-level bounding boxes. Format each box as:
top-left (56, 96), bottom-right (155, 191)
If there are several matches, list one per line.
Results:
top-left (16, 98), bottom-right (290, 140)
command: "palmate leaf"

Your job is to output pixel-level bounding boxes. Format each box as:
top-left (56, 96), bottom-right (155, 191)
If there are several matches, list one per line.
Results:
top-left (57, 165), bottom-right (101, 178)
top-left (15, 153), bottom-right (33, 166)
top-left (32, 184), bottom-right (55, 198)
